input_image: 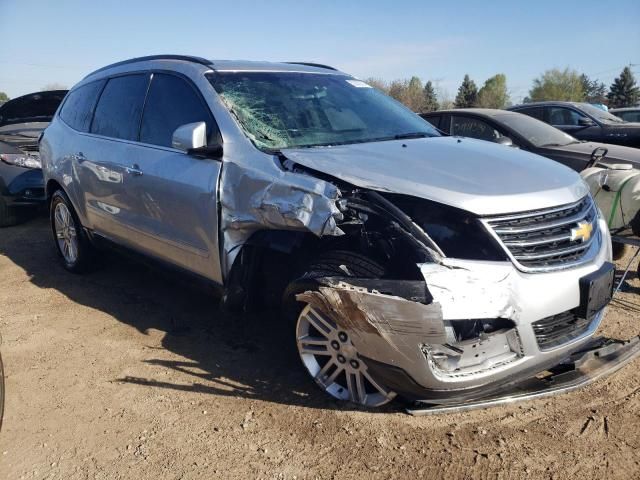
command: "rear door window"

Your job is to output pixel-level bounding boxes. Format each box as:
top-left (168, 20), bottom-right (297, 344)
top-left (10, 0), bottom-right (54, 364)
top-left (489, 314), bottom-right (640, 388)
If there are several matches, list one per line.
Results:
top-left (450, 115), bottom-right (501, 141)
top-left (91, 74), bottom-right (149, 141)
top-left (516, 106), bottom-right (543, 120)
top-left (140, 73), bottom-right (217, 148)
top-left (59, 80), bottom-right (104, 132)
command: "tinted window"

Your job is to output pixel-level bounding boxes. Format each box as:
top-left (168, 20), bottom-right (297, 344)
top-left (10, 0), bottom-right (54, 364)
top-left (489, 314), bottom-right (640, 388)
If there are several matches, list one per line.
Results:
top-left (547, 107), bottom-right (586, 126)
top-left (421, 114), bottom-right (441, 129)
top-left (516, 106), bottom-right (543, 120)
top-left (140, 74), bottom-right (215, 147)
top-left (59, 81), bottom-right (104, 132)
top-left (450, 115), bottom-right (501, 141)
top-left (91, 74), bottom-right (149, 140)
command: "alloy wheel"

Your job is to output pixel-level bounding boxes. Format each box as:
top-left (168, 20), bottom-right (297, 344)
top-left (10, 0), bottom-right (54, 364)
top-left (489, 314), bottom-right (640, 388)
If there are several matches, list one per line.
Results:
top-left (296, 304), bottom-right (396, 407)
top-left (54, 202), bottom-right (79, 264)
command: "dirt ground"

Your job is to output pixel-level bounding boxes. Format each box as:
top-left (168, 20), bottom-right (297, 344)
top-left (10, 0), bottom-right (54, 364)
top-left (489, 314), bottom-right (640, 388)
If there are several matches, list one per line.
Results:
top-left (0, 217), bottom-right (639, 480)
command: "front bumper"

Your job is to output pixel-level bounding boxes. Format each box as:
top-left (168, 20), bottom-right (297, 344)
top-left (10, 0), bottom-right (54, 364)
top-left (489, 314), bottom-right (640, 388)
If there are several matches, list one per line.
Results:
top-left (0, 163), bottom-right (45, 206)
top-left (299, 218), bottom-right (622, 404)
top-left (407, 335), bottom-right (640, 415)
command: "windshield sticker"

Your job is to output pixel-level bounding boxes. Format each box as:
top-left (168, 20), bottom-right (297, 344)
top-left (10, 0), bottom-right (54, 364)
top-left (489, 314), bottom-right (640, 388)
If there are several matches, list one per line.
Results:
top-left (346, 80), bottom-right (372, 88)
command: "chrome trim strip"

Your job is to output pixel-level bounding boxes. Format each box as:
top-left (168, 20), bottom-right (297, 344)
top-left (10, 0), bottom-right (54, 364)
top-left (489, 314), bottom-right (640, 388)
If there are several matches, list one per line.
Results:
top-left (485, 197), bottom-right (586, 222)
top-left (513, 238), bottom-right (593, 261)
top-left (490, 203), bottom-right (594, 234)
top-left (502, 232), bottom-right (572, 247)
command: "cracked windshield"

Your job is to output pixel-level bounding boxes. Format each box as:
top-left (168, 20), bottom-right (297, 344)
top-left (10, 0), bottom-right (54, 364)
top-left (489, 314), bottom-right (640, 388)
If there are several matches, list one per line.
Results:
top-left (208, 71), bottom-right (439, 150)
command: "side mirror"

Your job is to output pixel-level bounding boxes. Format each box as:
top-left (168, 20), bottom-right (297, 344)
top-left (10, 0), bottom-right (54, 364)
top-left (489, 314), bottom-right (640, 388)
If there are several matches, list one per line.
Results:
top-left (172, 121), bottom-right (207, 151)
top-left (578, 117), bottom-right (595, 127)
top-left (495, 136), bottom-right (514, 147)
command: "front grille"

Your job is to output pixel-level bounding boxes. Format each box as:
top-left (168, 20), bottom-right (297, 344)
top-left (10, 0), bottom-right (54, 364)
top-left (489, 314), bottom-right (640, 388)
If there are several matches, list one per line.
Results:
top-left (532, 311), bottom-right (593, 350)
top-left (483, 196), bottom-right (598, 271)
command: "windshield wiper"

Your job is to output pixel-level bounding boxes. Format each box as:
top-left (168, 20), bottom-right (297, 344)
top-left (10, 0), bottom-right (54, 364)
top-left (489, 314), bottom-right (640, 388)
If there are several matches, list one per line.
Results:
top-left (393, 132), bottom-right (432, 140)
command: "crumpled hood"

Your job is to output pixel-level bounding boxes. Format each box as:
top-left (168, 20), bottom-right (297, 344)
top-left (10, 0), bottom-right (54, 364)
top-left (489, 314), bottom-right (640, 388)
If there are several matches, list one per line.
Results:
top-left (283, 136), bottom-right (588, 216)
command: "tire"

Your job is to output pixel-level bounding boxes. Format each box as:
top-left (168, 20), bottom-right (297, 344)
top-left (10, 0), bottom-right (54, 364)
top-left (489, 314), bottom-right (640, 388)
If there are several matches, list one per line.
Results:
top-left (50, 189), bottom-right (95, 273)
top-left (612, 241), bottom-right (627, 261)
top-left (283, 250), bottom-right (396, 408)
top-left (0, 196), bottom-right (20, 228)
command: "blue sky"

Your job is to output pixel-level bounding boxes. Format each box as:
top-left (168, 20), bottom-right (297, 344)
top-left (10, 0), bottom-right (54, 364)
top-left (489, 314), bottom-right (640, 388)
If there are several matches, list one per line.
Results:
top-left (1, 0), bottom-right (638, 102)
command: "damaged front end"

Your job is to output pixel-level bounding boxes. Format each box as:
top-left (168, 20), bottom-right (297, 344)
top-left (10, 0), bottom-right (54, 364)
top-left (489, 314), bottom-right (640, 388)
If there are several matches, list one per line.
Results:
top-left (220, 151), bottom-right (636, 412)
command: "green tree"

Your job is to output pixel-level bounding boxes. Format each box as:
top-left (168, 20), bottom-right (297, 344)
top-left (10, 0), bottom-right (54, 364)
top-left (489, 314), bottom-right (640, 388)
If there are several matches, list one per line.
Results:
top-left (386, 77), bottom-right (426, 111)
top-left (477, 74), bottom-right (510, 109)
top-left (0, 92), bottom-right (9, 103)
top-left (580, 74), bottom-right (607, 104)
top-left (422, 80), bottom-right (439, 112)
top-left (529, 68), bottom-right (584, 102)
top-left (363, 77), bottom-right (388, 94)
top-left (404, 76), bottom-right (425, 112)
top-left (388, 79), bottom-right (408, 104)
top-left (607, 66), bottom-right (639, 108)
top-left (454, 74), bottom-right (478, 108)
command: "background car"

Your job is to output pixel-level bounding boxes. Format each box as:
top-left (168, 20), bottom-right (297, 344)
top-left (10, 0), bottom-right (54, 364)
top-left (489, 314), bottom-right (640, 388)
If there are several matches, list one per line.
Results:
top-left (508, 101), bottom-right (640, 148)
top-left (420, 108), bottom-right (640, 172)
top-left (0, 90), bottom-right (67, 226)
top-left (610, 107), bottom-right (640, 123)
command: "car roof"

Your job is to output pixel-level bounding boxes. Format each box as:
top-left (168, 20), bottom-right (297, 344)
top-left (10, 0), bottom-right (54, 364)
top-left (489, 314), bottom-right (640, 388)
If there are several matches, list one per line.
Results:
top-left (508, 101), bottom-right (588, 109)
top-left (610, 107), bottom-right (640, 112)
top-left (85, 55), bottom-right (343, 79)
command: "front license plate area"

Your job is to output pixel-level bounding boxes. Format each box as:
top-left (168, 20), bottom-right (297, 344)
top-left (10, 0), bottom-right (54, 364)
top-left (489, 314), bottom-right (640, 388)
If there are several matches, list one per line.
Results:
top-left (577, 262), bottom-right (615, 320)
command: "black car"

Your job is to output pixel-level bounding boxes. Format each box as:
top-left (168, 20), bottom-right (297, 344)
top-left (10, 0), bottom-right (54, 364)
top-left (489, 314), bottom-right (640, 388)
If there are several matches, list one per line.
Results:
top-left (420, 108), bottom-right (640, 172)
top-left (507, 101), bottom-right (640, 148)
top-left (0, 90), bottom-right (67, 226)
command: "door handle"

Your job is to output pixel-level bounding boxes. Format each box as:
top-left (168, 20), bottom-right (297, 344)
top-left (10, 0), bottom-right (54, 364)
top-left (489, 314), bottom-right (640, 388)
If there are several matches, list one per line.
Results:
top-left (125, 164), bottom-right (143, 176)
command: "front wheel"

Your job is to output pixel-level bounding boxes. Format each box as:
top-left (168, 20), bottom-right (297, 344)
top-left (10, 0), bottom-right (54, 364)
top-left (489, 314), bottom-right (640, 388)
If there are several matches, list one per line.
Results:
top-left (295, 303), bottom-right (396, 407)
top-left (284, 251), bottom-right (396, 408)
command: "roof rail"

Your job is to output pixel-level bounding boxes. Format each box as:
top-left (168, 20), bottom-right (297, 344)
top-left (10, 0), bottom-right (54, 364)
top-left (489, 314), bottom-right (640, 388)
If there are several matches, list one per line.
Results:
top-left (285, 62), bottom-right (337, 71)
top-left (85, 55), bottom-right (213, 78)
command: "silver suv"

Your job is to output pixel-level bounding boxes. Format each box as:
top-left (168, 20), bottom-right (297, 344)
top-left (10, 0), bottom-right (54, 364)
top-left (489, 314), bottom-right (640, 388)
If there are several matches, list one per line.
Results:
top-left (41, 56), bottom-right (620, 410)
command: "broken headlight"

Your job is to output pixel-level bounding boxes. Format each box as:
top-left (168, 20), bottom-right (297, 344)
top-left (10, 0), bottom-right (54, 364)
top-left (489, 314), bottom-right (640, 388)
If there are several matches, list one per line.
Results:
top-left (382, 194), bottom-right (507, 261)
top-left (0, 153), bottom-right (42, 169)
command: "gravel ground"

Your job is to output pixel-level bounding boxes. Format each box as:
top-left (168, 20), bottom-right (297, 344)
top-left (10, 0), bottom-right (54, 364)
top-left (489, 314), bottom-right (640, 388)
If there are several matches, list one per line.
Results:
top-left (1, 217), bottom-right (639, 479)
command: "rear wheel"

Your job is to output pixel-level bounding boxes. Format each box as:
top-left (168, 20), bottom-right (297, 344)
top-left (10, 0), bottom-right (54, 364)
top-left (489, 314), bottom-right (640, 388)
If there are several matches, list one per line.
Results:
top-left (50, 190), bottom-right (95, 272)
top-left (284, 251), bottom-right (396, 408)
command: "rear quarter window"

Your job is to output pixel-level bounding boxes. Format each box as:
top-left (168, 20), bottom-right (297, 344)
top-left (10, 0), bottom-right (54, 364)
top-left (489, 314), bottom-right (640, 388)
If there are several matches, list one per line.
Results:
top-left (91, 74), bottom-right (149, 141)
top-left (421, 114), bottom-right (441, 129)
top-left (59, 80), bottom-right (104, 132)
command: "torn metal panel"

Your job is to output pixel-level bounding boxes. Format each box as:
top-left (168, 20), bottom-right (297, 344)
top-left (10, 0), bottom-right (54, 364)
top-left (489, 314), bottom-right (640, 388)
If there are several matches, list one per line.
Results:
top-left (419, 259), bottom-right (521, 321)
top-left (220, 161), bottom-right (345, 275)
top-left (423, 329), bottom-right (522, 380)
top-left (296, 281), bottom-right (446, 370)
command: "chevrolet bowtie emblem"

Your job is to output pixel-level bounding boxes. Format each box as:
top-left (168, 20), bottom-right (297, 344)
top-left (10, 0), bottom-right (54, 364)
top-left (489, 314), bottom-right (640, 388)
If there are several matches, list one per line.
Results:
top-left (570, 221), bottom-right (593, 243)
